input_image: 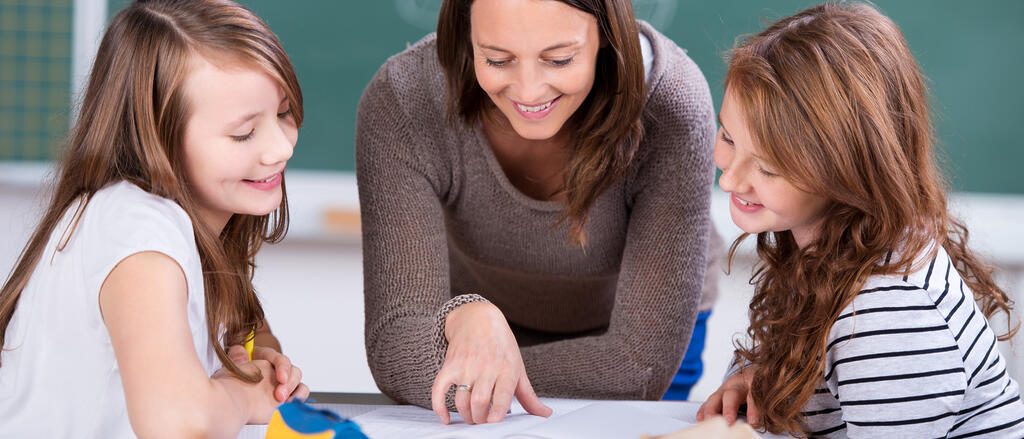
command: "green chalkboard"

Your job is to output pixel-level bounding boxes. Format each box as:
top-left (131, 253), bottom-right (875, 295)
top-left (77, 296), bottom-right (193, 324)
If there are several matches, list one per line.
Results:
top-left (0, 0), bottom-right (73, 162)
top-left (102, 0), bottom-right (1024, 194)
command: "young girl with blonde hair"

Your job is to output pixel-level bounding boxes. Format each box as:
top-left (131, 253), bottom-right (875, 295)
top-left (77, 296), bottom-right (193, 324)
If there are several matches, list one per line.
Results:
top-left (697, 2), bottom-right (1024, 437)
top-left (0, 0), bottom-right (308, 436)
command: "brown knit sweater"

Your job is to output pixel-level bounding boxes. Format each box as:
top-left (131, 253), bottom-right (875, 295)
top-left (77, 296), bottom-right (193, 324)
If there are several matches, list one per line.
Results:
top-left (355, 21), bottom-right (720, 409)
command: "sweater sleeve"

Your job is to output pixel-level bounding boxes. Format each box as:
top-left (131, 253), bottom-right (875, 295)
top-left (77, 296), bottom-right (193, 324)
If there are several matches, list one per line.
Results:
top-left (355, 61), bottom-right (487, 409)
top-left (516, 51), bottom-right (717, 400)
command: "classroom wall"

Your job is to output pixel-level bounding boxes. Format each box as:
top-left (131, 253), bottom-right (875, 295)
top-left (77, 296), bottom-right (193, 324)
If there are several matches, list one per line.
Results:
top-left (5, 1), bottom-right (1023, 194)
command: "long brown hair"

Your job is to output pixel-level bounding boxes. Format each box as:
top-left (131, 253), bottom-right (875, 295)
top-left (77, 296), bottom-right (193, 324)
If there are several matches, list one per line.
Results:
top-left (0, 0), bottom-right (303, 382)
top-left (723, 2), bottom-right (1015, 435)
top-left (436, 0), bottom-right (645, 245)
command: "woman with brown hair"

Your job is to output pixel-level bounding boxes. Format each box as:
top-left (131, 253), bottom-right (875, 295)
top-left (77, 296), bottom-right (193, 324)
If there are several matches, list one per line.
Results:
top-left (696, 2), bottom-right (1024, 437)
top-left (356, 0), bottom-right (720, 425)
top-left (0, 0), bottom-right (308, 436)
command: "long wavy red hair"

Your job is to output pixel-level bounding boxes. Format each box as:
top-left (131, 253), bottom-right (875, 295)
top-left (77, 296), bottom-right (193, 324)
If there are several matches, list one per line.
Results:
top-left (723, 2), bottom-right (1015, 435)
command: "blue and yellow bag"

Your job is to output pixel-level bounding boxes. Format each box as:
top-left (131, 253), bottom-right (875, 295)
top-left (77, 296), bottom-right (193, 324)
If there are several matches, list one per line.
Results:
top-left (265, 399), bottom-right (368, 439)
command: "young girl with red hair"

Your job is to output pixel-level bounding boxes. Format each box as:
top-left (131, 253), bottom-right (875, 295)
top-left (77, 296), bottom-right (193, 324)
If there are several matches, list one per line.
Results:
top-left (697, 3), bottom-right (1024, 437)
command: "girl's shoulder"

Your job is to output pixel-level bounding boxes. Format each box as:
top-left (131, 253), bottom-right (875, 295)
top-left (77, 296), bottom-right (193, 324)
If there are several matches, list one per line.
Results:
top-left (74, 181), bottom-right (198, 268)
top-left (86, 181), bottom-right (194, 237)
top-left (831, 244), bottom-right (961, 344)
top-left (854, 243), bottom-right (954, 303)
top-left (91, 180), bottom-right (187, 211)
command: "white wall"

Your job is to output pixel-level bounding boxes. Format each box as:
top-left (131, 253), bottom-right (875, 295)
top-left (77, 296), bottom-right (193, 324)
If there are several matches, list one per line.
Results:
top-left (2, 163), bottom-right (1023, 401)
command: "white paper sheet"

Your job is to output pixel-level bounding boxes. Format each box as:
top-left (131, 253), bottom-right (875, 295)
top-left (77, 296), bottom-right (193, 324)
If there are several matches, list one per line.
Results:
top-left (353, 405), bottom-right (547, 439)
top-left (237, 398), bottom-right (785, 439)
top-left (503, 402), bottom-right (692, 439)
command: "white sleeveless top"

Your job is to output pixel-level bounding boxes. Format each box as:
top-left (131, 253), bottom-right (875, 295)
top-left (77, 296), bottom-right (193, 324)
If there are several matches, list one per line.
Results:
top-left (0, 181), bottom-right (221, 438)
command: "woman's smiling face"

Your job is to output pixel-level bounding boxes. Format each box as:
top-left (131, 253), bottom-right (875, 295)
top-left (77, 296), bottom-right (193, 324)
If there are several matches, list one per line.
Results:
top-left (469, 0), bottom-right (600, 140)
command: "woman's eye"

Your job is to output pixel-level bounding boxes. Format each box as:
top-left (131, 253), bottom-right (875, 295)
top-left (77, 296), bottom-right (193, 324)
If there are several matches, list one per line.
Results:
top-left (485, 58), bottom-right (508, 67)
top-left (550, 57), bottom-right (574, 67)
top-left (720, 131), bottom-right (734, 145)
top-left (231, 129), bottom-right (254, 142)
top-left (278, 108), bottom-right (292, 119)
top-left (758, 167), bottom-right (777, 177)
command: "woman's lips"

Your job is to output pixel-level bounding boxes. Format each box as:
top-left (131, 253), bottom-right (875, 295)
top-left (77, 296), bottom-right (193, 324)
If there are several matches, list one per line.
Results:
top-left (512, 96), bottom-right (561, 120)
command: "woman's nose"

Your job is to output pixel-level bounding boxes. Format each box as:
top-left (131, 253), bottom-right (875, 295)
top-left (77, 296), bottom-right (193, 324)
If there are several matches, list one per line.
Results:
top-left (513, 63), bottom-right (547, 104)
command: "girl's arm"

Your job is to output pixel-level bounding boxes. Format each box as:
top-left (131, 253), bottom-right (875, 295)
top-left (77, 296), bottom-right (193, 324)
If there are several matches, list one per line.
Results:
top-left (253, 319), bottom-right (281, 352)
top-left (100, 251), bottom-right (280, 438)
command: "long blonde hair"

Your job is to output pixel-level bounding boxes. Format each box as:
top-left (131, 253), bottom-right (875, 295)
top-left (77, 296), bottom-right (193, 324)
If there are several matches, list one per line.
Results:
top-left (0, 0), bottom-right (303, 382)
top-left (724, 2), bottom-right (1014, 435)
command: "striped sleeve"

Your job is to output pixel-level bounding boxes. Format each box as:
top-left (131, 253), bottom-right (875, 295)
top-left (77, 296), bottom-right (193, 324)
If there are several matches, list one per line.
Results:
top-left (823, 283), bottom-right (966, 437)
top-left (723, 354), bottom-right (748, 381)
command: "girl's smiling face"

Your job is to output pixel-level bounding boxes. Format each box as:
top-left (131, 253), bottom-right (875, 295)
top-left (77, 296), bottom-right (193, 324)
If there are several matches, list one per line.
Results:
top-left (181, 55), bottom-right (297, 233)
top-left (714, 88), bottom-right (829, 248)
top-left (469, 0), bottom-right (600, 140)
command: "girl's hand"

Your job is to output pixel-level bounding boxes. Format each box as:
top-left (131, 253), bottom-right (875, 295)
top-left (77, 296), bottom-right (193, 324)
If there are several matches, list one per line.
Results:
top-left (214, 345), bottom-right (282, 424)
top-left (430, 302), bottom-right (553, 425)
top-left (239, 321), bottom-right (307, 401)
top-left (696, 366), bottom-right (760, 427)
top-left (248, 345), bottom-right (309, 402)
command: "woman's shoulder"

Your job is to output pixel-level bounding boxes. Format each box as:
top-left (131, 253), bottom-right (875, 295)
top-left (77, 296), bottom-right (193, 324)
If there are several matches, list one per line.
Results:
top-left (626, 21), bottom-right (716, 184)
top-left (356, 32), bottom-right (456, 173)
top-left (635, 21), bottom-right (714, 149)
top-left (379, 32), bottom-right (440, 76)
top-left (361, 32), bottom-right (446, 117)
top-left (636, 20), bottom-right (689, 66)
top-left (637, 20), bottom-right (710, 106)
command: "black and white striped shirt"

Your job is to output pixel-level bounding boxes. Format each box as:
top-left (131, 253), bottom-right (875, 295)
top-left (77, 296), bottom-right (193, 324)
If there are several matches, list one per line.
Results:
top-left (735, 244), bottom-right (1024, 438)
